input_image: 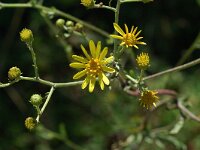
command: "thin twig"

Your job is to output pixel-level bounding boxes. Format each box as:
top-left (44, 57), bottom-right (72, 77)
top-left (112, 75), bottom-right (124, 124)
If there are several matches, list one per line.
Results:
top-left (177, 100), bottom-right (200, 123)
top-left (143, 58), bottom-right (200, 81)
top-left (36, 86), bottom-right (55, 122)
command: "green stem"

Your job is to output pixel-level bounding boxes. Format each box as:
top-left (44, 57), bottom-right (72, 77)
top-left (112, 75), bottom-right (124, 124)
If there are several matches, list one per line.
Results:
top-left (143, 58), bottom-right (200, 81)
top-left (120, 0), bottom-right (153, 3)
top-left (27, 43), bottom-right (39, 79)
top-left (0, 2), bottom-right (109, 38)
top-left (93, 4), bottom-right (116, 12)
top-left (113, 0), bottom-right (121, 57)
top-left (138, 69), bottom-right (144, 83)
top-left (36, 86), bottom-right (55, 122)
top-left (125, 74), bottom-right (138, 83)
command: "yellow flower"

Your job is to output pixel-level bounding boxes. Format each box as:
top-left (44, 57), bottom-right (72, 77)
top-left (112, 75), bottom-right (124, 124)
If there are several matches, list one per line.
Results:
top-left (81, 0), bottom-right (94, 7)
top-left (136, 52), bottom-right (150, 70)
top-left (20, 28), bottom-right (33, 43)
top-left (110, 23), bottom-right (146, 48)
top-left (70, 40), bottom-right (115, 93)
top-left (139, 90), bottom-right (159, 109)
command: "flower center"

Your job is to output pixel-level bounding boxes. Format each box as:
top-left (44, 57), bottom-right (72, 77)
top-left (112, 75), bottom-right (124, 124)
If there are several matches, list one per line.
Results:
top-left (123, 33), bottom-right (136, 46)
top-left (86, 58), bottom-right (102, 77)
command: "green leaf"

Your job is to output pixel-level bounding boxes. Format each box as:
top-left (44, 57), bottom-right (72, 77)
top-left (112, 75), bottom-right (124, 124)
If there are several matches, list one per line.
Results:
top-left (170, 116), bottom-right (184, 135)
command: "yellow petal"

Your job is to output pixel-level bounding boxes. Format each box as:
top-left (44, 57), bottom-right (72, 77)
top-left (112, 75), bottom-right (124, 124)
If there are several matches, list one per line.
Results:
top-left (134, 45), bottom-right (139, 49)
top-left (89, 77), bottom-right (96, 93)
top-left (70, 62), bottom-right (85, 68)
top-left (135, 30), bottom-right (142, 37)
top-left (81, 44), bottom-right (90, 59)
top-left (99, 47), bottom-right (108, 60)
top-left (73, 69), bottom-right (87, 79)
top-left (136, 37), bottom-right (143, 40)
top-left (98, 73), bottom-right (104, 90)
top-left (89, 40), bottom-right (96, 58)
top-left (132, 27), bottom-right (138, 35)
top-left (110, 35), bottom-right (123, 40)
top-left (72, 55), bottom-right (88, 63)
top-left (102, 66), bottom-right (115, 73)
top-left (96, 41), bottom-right (101, 58)
top-left (130, 26), bottom-right (134, 33)
top-left (102, 56), bottom-right (114, 64)
top-left (82, 76), bottom-right (90, 89)
top-left (120, 42), bottom-right (125, 46)
top-left (102, 73), bottom-right (110, 85)
top-left (113, 23), bottom-right (125, 36)
top-left (124, 24), bottom-right (129, 34)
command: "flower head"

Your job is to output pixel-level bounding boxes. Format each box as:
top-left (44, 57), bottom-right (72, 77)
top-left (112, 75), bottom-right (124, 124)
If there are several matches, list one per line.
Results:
top-left (136, 52), bottom-right (150, 70)
top-left (25, 117), bottom-right (36, 130)
top-left (110, 23), bottom-right (146, 48)
top-left (70, 40), bottom-right (115, 92)
top-left (139, 90), bottom-right (159, 109)
top-left (81, 0), bottom-right (95, 7)
top-left (8, 66), bottom-right (21, 80)
top-left (20, 28), bottom-right (33, 43)
top-left (30, 94), bottom-right (43, 107)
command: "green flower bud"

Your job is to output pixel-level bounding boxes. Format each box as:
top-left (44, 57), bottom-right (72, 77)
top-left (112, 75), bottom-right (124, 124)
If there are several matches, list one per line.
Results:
top-left (56, 19), bottom-right (65, 28)
top-left (74, 23), bottom-right (83, 31)
top-left (30, 94), bottom-right (43, 106)
top-left (20, 28), bottom-right (33, 44)
top-left (66, 20), bottom-right (74, 27)
top-left (25, 117), bottom-right (36, 130)
top-left (8, 66), bottom-right (21, 80)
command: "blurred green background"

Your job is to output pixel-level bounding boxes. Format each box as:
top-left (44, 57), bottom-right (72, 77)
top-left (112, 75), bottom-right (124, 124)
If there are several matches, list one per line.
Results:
top-left (0, 0), bottom-right (200, 150)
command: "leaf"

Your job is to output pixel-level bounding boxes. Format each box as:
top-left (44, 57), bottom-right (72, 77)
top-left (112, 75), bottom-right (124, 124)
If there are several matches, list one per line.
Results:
top-left (169, 116), bottom-right (184, 135)
top-left (158, 134), bottom-right (187, 150)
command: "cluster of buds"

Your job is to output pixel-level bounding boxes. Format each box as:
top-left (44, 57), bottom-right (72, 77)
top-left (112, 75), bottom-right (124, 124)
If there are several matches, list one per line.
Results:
top-left (56, 18), bottom-right (83, 35)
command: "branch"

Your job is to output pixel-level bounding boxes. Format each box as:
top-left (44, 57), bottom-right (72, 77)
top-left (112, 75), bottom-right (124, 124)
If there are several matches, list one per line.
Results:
top-left (36, 86), bottom-right (55, 122)
top-left (177, 100), bottom-right (200, 123)
top-left (0, 2), bottom-right (109, 38)
top-left (0, 76), bottom-right (83, 88)
top-left (143, 58), bottom-right (200, 81)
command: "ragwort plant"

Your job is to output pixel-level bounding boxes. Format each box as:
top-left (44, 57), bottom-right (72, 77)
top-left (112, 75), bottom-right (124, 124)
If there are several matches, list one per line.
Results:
top-left (0, 0), bottom-right (200, 149)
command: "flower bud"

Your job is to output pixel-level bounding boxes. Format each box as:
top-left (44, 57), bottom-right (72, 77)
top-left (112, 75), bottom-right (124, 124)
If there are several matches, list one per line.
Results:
top-left (20, 28), bottom-right (33, 43)
top-left (56, 19), bottom-right (65, 28)
top-left (8, 66), bottom-right (21, 80)
top-left (30, 94), bottom-right (43, 106)
top-left (74, 23), bottom-right (83, 31)
top-left (25, 117), bottom-right (36, 130)
top-left (65, 20), bottom-right (74, 27)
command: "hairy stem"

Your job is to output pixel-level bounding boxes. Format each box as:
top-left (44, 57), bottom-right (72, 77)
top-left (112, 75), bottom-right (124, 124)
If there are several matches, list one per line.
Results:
top-left (27, 43), bottom-right (39, 79)
top-left (113, 0), bottom-right (121, 57)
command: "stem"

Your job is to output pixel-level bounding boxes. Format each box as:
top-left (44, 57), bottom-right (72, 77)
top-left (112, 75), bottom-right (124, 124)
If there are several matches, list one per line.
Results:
top-left (0, 2), bottom-right (109, 38)
top-left (138, 69), bottom-right (144, 83)
top-left (27, 43), bottom-right (39, 79)
top-left (125, 74), bottom-right (138, 83)
top-left (36, 86), bottom-right (55, 122)
top-left (143, 58), bottom-right (200, 81)
top-left (120, 0), bottom-right (153, 3)
top-left (113, 0), bottom-right (121, 57)
top-left (93, 4), bottom-right (116, 12)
